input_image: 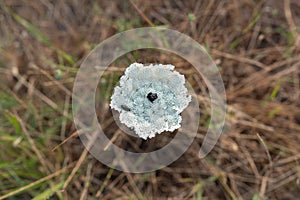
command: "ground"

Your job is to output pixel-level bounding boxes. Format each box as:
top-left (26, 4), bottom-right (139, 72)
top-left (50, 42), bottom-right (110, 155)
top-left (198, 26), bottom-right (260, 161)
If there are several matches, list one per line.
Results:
top-left (0, 0), bottom-right (300, 199)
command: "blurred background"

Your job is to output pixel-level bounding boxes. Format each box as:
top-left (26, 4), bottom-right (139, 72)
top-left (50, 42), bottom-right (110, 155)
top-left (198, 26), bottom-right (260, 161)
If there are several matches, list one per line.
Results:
top-left (0, 0), bottom-right (300, 199)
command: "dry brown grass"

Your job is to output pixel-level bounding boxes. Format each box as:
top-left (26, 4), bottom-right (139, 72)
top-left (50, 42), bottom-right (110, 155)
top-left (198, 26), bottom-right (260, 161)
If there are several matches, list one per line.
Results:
top-left (0, 0), bottom-right (299, 199)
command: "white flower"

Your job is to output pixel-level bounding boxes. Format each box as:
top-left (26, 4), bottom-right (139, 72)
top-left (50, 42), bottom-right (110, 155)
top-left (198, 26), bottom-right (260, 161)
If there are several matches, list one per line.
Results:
top-left (110, 63), bottom-right (191, 139)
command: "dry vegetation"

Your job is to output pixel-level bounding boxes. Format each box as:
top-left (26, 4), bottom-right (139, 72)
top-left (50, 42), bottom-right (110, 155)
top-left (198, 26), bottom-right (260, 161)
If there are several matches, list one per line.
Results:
top-left (0, 0), bottom-right (300, 199)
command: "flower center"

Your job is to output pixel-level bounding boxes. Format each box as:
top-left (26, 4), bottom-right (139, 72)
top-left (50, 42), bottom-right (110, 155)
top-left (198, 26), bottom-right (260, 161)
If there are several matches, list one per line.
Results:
top-left (147, 92), bottom-right (158, 102)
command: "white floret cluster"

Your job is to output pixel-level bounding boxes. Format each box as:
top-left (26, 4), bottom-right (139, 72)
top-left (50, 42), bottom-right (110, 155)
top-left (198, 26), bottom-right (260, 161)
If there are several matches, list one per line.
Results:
top-left (110, 63), bottom-right (191, 139)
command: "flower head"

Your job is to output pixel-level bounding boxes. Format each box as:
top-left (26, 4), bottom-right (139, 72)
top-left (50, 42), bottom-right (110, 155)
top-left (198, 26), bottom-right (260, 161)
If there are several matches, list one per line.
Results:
top-left (110, 63), bottom-right (191, 139)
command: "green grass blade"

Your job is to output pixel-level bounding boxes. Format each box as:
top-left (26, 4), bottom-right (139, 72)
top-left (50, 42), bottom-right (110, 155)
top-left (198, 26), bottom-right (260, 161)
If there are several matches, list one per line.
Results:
top-left (11, 13), bottom-right (51, 46)
top-left (32, 181), bottom-right (64, 200)
top-left (11, 12), bottom-right (75, 65)
top-left (4, 112), bottom-right (22, 135)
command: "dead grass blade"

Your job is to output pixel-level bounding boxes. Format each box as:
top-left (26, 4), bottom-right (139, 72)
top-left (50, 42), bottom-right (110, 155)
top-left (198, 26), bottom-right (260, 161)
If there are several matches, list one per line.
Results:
top-left (128, 0), bottom-right (155, 27)
top-left (0, 163), bottom-right (74, 200)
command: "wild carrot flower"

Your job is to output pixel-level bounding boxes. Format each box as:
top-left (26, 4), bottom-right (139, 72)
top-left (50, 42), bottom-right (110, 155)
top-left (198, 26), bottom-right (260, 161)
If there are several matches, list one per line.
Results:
top-left (110, 63), bottom-right (191, 139)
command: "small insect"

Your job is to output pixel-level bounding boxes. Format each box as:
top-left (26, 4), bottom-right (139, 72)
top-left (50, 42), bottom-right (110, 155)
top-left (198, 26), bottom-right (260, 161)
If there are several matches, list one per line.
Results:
top-left (121, 105), bottom-right (131, 111)
top-left (147, 92), bottom-right (158, 102)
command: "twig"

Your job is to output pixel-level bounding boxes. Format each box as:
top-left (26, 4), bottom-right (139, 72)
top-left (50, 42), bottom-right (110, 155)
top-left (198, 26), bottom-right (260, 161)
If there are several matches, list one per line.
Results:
top-left (128, 0), bottom-right (155, 27)
top-left (52, 131), bottom-right (78, 151)
top-left (212, 49), bottom-right (266, 69)
top-left (284, 0), bottom-right (299, 46)
top-left (80, 162), bottom-right (93, 200)
top-left (256, 133), bottom-right (272, 166)
top-left (62, 148), bottom-right (89, 190)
